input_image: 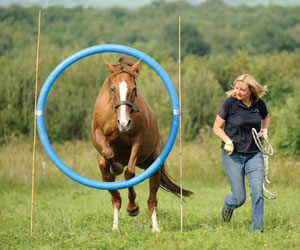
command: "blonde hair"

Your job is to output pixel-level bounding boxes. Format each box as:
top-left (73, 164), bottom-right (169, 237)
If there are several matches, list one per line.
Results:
top-left (226, 74), bottom-right (268, 102)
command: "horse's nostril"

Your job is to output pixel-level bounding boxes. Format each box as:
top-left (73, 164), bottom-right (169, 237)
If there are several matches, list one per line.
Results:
top-left (127, 120), bottom-right (131, 127)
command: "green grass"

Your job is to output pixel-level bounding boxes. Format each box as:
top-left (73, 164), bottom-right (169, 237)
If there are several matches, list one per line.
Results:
top-left (0, 137), bottom-right (300, 249)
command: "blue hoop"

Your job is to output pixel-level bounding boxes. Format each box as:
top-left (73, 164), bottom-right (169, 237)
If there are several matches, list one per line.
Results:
top-left (36, 44), bottom-right (180, 190)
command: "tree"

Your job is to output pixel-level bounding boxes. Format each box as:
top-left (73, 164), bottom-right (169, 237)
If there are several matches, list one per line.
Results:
top-left (161, 22), bottom-right (210, 59)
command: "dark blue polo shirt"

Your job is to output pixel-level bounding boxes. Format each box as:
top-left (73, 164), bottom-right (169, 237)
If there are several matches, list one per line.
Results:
top-left (218, 97), bottom-right (269, 153)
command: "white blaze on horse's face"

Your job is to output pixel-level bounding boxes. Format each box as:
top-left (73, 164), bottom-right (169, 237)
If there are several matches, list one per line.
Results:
top-left (117, 80), bottom-right (131, 132)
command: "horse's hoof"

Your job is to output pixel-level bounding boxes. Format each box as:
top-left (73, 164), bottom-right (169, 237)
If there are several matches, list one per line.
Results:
top-left (126, 206), bottom-right (140, 217)
top-left (110, 162), bottom-right (124, 175)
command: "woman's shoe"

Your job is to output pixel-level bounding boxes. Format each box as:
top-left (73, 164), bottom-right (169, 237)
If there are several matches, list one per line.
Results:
top-left (222, 206), bottom-right (234, 222)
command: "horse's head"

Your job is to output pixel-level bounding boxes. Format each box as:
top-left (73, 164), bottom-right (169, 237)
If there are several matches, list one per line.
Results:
top-left (105, 57), bottom-right (141, 132)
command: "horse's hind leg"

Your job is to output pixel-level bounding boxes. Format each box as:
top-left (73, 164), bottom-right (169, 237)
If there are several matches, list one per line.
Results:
top-left (148, 168), bottom-right (161, 232)
top-left (98, 153), bottom-right (121, 231)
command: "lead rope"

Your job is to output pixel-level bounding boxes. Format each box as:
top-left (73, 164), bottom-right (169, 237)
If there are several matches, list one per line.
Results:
top-left (252, 128), bottom-right (277, 200)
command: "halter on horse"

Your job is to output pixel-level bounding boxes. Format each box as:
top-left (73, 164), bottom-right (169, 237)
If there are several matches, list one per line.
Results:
top-left (91, 56), bottom-right (193, 232)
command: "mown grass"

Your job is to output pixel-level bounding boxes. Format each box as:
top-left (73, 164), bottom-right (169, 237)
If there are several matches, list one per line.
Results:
top-left (0, 137), bottom-right (300, 249)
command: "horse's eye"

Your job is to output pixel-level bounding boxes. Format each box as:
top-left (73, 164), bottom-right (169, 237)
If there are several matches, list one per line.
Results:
top-left (110, 87), bottom-right (114, 93)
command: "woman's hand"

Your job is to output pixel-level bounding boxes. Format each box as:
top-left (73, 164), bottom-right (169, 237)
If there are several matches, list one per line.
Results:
top-left (260, 128), bottom-right (268, 135)
top-left (224, 140), bottom-right (234, 155)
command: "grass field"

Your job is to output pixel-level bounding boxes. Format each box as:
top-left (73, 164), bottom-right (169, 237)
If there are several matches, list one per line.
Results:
top-left (0, 137), bottom-right (300, 249)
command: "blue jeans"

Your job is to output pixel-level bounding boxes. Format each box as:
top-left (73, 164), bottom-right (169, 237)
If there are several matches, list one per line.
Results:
top-left (222, 149), bottom-right (264, 232)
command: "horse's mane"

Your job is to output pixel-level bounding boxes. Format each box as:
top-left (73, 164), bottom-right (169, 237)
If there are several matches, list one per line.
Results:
top-left (111, 56), bottom-right (139, 77)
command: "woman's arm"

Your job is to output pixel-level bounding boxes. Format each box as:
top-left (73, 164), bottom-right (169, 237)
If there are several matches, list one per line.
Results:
top-left (213, 115), bottom-right (234, 155)
top-left (213, 115), bottom-right (231, 143)
top-left (262, 114), bottom-right (270, 130)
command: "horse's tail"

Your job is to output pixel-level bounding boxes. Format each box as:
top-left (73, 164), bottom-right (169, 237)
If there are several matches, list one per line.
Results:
top-left (160, 164), bottom-right (194, 198)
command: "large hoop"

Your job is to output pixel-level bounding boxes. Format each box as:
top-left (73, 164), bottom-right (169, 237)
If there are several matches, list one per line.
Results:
top-left (36, 44), bottom-right (180, 190)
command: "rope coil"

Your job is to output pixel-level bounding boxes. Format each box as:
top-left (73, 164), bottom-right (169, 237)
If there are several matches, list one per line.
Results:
top-left (252, 128), bottom-right (273, 156)
top-left (252, 128), bottom-right (276, 199)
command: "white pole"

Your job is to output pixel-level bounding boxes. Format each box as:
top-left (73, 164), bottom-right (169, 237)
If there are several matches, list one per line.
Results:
top-left (31, 9), bottom-right (41, 236)
top-left (178, 15), bottom-right (183, 233)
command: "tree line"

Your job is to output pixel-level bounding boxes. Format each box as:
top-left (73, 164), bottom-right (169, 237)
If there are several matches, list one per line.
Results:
top-left (1, 1), bottom-right (300, 157)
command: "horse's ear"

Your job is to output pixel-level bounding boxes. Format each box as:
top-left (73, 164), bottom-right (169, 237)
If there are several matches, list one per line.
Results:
top-left (130, 59), bottom-right (141, 74)
top-left (104, 59), bottom-right (116, 74)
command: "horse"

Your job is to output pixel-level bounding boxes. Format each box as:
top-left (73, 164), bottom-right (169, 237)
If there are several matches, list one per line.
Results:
top-left (91, 56), bottom-right (193, 232)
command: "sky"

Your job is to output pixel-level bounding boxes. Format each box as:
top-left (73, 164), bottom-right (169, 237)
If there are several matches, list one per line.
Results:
top-left (1, 0), bottom-right (300, 9)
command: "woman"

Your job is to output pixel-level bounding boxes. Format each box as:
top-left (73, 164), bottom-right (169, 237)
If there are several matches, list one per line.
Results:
top-left (213, 74), bottom-right (270, 232)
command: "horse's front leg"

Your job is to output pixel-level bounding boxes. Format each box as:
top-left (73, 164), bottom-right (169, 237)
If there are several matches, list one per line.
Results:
top-left (94, 129), bottom-right (123, 175)
top-left (148, 167), bottom-right (161, 232)
top-left (98, 153), bottom-right (122, 231)
top-left (124, 142), bottom-right (140, 216)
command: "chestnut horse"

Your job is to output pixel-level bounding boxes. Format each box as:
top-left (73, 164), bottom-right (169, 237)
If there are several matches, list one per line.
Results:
top-left (91, 56), bottom-right (193, 232)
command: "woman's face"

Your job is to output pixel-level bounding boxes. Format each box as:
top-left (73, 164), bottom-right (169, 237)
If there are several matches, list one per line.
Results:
top-left (235, 80), bottom-right (251, 103)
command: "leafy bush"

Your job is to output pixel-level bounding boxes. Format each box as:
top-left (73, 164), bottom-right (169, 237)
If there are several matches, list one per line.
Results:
top-left (180, 55), bottom-right (224, 140)
top-left (271, 85), bottom-right (300, 158)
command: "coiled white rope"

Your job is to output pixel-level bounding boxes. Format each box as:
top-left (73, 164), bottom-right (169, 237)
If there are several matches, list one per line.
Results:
top-left (252, 128), bottom-right (277, 200)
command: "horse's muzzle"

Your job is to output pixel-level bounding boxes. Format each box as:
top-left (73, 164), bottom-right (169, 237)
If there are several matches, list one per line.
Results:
top-left (117, 119), bottom-right (131, 132)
